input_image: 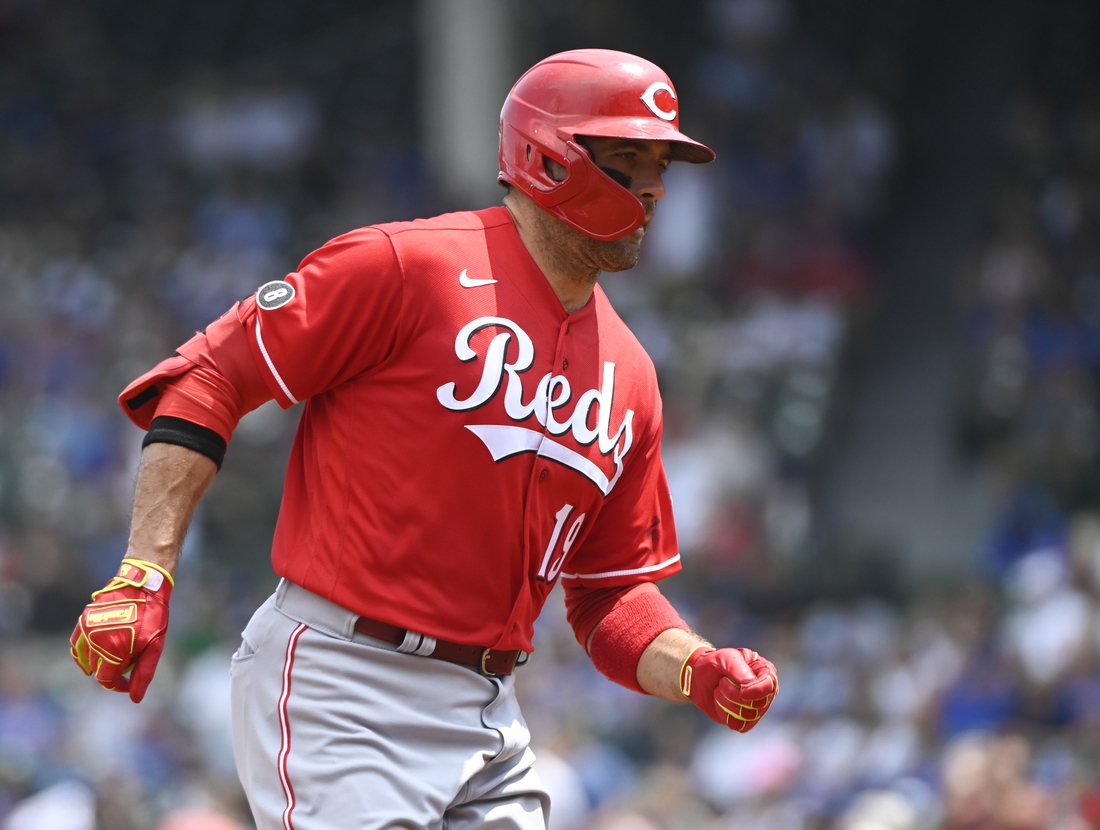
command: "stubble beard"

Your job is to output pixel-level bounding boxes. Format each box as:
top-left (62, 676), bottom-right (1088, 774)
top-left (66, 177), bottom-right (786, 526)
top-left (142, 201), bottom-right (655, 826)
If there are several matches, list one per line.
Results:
top-left (534, 208), bottom-right (650, 286)
top-left (583, 233), bottom-right (644, 273)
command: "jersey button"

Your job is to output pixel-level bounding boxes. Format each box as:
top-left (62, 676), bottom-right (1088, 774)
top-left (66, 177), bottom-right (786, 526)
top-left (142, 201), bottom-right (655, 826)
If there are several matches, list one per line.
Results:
top-left (539, 470), bottom-right (548, 481)
top-left (562, 358), bottom-right (569, 370)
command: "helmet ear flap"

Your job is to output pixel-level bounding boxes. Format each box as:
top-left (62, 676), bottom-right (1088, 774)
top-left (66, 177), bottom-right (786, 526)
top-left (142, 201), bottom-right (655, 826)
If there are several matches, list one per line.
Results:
top-left (499, 120), bottom-right (563, 191)
top-left (498, 122), bottom-right (645, 239)
top-left (536, 141), bottom-right (646, 240)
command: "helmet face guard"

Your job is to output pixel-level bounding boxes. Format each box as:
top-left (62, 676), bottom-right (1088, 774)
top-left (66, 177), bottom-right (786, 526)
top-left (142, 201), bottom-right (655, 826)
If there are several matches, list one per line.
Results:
top-left (498, 49), bottom-right (715, 241)
top-left (525, 141), bottom-right (646, 241)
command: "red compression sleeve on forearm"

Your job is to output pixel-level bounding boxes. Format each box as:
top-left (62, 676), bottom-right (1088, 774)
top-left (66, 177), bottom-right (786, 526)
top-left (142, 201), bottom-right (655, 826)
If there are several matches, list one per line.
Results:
top-left (566, 582), bottom-right (656, 648)
top-left (578, 584), bottom-right (689, 694)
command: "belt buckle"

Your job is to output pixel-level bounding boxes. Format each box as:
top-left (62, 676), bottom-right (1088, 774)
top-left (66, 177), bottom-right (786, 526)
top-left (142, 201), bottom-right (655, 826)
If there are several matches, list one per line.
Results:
top-left (479, 648), bottom-right (502, 678)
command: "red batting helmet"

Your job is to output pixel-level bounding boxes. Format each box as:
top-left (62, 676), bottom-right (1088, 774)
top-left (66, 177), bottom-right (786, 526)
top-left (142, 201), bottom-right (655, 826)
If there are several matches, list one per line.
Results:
top-left (499, 49), bottom-right (715, 241)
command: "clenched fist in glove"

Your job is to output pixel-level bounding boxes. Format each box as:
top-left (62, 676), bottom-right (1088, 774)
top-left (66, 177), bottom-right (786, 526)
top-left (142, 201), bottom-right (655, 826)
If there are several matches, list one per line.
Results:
top-left (71, 558), bottom-right (174, 703)
top-left (680, 646), bottom-right (778, 732)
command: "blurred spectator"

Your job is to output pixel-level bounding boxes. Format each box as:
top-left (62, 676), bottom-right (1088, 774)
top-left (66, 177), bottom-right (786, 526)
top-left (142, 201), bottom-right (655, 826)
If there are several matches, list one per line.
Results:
top-left (941, 734), bottom-right (1051, 830)
top-left (175, 83), bottom-right (318, 171)
top-left (156, 809), bottom-right (247, 830)
top-left (2, 780), bottom-right (95, 830)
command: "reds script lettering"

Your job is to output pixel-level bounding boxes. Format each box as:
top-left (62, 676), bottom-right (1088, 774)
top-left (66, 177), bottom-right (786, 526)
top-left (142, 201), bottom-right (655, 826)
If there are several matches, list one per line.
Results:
top-left (436, 316), bottom-right (635, 493)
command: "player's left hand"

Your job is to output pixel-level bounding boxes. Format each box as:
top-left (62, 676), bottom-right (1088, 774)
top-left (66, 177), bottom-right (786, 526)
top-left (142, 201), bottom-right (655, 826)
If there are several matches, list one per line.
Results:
top-left (679, 646), bottom-right (778, 733)
top-left (70, 558), bottom-right (174, 704)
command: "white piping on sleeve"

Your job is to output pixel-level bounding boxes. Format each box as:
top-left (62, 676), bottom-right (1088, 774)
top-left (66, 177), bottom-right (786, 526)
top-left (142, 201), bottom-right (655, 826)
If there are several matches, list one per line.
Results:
top-left (255, 316), bottom-right (299, 405)
top-left (560, 553), bottom-right (681, 581)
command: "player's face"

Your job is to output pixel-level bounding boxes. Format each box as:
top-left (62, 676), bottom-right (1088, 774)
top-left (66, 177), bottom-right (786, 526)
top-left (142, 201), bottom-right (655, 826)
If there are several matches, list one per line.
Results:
top-left (573, 137), bottom-right (671, 272)
top-left (582, 136), bottom-right (671, 210)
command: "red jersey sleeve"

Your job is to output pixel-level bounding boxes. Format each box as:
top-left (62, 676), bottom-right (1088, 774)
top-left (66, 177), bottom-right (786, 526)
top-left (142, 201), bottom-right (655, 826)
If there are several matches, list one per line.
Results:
top-left (119, 299), bottom-right (275, 442)
top-left (243, 227), bottom-right (405, 407)
top-left (560, 418), bottom-right (680, 588)
top-left (152, 365), bottom-right (243, 445)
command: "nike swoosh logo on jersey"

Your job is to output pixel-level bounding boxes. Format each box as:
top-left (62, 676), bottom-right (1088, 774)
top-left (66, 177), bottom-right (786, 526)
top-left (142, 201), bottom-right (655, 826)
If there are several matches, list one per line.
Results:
top-left (459, 269), bottom-right (497, 288)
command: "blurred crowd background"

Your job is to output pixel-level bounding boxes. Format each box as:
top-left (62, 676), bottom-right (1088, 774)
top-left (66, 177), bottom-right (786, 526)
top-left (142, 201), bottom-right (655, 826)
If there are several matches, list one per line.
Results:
top-left (2, 0), bottom-right (1100, 828)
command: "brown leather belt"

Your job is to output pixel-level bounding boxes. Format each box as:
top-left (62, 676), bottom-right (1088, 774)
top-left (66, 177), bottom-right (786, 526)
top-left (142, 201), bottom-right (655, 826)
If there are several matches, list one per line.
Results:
top-left (353, 616), bottom-right (523, 677)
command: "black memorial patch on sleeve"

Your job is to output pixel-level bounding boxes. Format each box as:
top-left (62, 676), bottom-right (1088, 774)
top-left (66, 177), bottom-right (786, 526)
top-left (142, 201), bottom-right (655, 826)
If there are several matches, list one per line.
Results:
top-left (256, 280), bottom-right (296, 310)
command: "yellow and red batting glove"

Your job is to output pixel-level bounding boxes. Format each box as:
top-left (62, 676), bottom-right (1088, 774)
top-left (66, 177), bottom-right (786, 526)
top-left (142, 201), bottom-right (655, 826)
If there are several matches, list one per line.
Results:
top-left (70, 558), bottom-right (174, 704)
top-left (680, 646), bottom-right (778, 733)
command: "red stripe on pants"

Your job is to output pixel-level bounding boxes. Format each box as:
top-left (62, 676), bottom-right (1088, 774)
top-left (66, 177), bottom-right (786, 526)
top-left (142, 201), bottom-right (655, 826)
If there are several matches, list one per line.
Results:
top-left (278, 623), bottom-right (307, 830)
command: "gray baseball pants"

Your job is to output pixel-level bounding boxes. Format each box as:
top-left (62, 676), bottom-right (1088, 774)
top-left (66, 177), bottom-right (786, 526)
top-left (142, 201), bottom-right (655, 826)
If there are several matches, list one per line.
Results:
top-left (229, 579), bottom-right (550, 829)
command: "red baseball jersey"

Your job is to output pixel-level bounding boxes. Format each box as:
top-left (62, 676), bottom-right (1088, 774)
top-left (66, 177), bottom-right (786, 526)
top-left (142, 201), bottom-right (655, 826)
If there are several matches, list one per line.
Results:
top-left (132, 207), bottom-right (680, 651)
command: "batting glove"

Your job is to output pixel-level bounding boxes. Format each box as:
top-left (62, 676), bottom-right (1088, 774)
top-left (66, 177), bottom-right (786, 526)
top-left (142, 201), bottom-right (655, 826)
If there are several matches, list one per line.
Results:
top-left (679, 646), bottom-right (778, 733)
top-left (71, 558), bottom-right (174, 704)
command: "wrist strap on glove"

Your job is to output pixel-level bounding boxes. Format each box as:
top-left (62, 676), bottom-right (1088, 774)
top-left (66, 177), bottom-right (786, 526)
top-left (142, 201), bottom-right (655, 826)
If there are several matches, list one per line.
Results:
top-left (92, 558), bottom-right (174, 600)
top-left (679, 645), bottom-right (708, 698)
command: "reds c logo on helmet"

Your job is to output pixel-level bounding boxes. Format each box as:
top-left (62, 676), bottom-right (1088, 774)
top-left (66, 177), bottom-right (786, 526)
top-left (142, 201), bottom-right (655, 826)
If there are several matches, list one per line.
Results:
top-left (498, 49), bottom-right (715, 242)
top-left (640, 82), bottom-right (678, 121)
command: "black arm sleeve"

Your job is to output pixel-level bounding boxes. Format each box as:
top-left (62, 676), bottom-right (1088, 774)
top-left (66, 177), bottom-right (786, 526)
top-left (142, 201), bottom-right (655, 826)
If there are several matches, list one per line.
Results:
top-left (142, 416), bottom-right (227, 470)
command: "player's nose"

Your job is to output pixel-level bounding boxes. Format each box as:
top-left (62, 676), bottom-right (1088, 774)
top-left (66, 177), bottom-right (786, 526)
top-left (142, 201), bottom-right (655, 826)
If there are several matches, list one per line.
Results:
top-left (633, 163), bottom-right (666, 202)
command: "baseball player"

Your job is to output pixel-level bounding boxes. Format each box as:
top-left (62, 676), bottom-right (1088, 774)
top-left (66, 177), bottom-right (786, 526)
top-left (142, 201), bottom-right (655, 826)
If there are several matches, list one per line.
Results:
top-left (71, 50), bottom-right (778, 829)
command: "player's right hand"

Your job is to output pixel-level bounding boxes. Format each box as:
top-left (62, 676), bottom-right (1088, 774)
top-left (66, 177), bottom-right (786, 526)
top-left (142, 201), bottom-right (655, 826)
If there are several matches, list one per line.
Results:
top-left (70, 558), bottom-right (174, 704)
top-left (679, 646), bottom-right (778, 733)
